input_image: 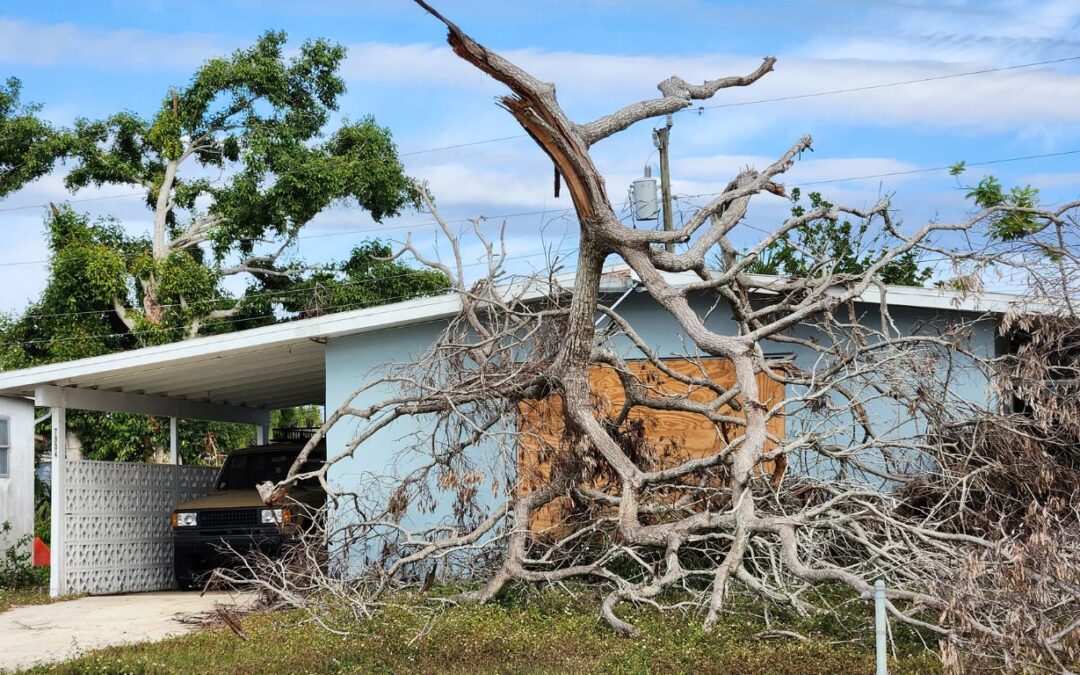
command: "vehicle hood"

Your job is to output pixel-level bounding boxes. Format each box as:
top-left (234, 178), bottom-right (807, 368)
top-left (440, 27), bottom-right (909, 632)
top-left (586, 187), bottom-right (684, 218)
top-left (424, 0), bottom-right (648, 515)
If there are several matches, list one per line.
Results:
top-left (175, 487), bottom-right (325, 511)
top-left (176, 490), bottom-right (265, 510)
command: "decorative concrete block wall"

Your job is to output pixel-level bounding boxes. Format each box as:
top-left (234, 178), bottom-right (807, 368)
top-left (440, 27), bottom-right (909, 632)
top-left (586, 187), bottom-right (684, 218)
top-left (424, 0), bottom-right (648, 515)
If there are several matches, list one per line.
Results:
top-left (57, 460), bottom-right (217, 595)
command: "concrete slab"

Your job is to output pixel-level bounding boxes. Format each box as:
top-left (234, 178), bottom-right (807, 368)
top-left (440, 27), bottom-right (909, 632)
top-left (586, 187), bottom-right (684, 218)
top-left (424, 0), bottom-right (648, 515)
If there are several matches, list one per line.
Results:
top-left (0, 591), bottom-right (253, 671)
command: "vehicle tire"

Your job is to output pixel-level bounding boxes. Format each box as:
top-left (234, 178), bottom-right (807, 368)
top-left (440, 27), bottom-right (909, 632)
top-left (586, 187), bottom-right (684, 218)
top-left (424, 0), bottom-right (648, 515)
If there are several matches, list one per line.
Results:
top-left (174, 551), bottom-right (199, 591)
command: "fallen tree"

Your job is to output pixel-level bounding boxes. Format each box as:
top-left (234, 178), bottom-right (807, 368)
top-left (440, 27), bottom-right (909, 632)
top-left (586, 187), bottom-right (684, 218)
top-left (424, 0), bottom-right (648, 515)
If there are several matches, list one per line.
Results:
top-left (248, 4), bottom-right (1080, 671)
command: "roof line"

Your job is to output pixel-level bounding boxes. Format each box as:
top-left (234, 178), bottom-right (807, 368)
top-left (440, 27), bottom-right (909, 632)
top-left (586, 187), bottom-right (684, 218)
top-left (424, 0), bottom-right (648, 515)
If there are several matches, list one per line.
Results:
top-left (0, 265), bottom-right (1025, 394)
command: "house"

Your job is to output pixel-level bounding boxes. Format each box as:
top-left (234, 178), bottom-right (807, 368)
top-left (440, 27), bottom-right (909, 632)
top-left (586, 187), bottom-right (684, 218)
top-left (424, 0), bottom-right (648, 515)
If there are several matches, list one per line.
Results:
top-left (0, 266), bottom-right (1020, 597)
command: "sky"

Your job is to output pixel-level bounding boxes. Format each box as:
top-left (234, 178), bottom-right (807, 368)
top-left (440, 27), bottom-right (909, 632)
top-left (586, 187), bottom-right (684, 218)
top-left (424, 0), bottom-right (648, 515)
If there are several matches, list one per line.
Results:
top-left (1, 0), bottom-right (1079, 313)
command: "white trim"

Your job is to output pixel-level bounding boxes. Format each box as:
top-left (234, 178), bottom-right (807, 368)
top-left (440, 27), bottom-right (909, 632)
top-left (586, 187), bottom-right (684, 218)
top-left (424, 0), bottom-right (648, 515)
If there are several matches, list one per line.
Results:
top-left (644, 270), bottom-right (1025, 314)
top-left (34, 386), bottom-right (269, 426)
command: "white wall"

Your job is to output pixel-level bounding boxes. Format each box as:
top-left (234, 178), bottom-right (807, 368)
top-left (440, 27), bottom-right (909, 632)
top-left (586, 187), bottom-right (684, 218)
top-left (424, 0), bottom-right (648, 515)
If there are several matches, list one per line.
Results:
top-left (0, 396), bottom-right (35, 551)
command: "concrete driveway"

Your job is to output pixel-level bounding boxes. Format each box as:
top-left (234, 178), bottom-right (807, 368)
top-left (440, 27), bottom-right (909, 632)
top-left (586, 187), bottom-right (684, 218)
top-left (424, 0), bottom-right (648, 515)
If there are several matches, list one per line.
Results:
top-left (0, 591), bottom-right (253, 672)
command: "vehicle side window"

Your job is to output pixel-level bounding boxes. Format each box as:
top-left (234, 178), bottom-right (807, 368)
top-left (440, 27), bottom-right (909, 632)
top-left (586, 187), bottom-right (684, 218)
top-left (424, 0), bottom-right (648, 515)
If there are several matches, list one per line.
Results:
top-left (218, 454), bottom-right (247, 490)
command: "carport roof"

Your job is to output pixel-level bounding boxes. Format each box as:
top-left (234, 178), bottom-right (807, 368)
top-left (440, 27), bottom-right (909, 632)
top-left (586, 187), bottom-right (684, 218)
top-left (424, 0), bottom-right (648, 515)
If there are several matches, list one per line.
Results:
top-left (0, 290), bottom-right (467, 411)
top-left (0, 265), bottom-right (1023, 414)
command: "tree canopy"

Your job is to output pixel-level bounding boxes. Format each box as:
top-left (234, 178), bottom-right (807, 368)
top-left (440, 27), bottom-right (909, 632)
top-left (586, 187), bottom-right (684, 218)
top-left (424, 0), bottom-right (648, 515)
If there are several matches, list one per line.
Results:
top-left (11, 31), bottom-right (421, 344)
top-left (0, 32), bottom-right (449, 462)
top-left (0, 77), bottom-right (64, 199)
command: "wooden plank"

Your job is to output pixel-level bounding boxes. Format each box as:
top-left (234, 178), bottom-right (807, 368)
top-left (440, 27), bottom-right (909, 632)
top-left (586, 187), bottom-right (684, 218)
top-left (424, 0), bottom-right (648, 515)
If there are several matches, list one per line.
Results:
top-left (517, 357), bottom-right (786, 533)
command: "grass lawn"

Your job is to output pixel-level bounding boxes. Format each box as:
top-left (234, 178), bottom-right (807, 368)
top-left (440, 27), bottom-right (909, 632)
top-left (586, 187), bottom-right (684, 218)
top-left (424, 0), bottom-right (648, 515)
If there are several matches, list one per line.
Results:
top-left (0, 585), bottom-right (52, 614)
top-left (33, 587), bottom-right (942, 674)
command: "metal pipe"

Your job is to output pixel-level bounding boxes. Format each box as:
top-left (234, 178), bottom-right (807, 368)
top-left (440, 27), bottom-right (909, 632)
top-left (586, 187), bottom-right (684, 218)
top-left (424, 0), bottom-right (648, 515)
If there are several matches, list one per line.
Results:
top-left (875, 579), bottom-right (888, 675)
top-left (595, 282), bottom-right (640, 327)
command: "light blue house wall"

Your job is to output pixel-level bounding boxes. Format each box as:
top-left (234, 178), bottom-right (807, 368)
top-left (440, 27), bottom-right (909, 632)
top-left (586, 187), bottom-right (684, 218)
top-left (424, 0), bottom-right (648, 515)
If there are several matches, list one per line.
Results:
top-left (325, 292), bottom-right (999, 514)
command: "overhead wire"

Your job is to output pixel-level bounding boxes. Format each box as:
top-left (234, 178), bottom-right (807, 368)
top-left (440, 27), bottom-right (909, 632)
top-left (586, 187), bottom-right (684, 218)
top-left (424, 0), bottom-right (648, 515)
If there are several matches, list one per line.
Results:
top-left (0, 53), bottom-right (1075, 321)
top-left (0, 244), bottom-right (581, 348)
top-left (8, 243), bottom-right (579, 322)
top-left (2, 146), bottom-right (1076, 270)
top-left (0, 53), bottom-right (1075, 216)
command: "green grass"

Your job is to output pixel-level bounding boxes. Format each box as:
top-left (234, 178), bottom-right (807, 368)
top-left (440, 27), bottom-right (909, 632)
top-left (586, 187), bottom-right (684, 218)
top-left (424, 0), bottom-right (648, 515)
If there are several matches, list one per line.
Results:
top-left (32, 585), bottom-right (941, 674)
top-left (0, 584), bottom-right (52, 614)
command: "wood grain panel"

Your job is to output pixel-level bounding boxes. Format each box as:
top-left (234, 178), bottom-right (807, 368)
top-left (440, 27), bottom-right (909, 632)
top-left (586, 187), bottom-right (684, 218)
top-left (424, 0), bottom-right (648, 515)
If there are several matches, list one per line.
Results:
top-left (517, 357), bottom-right (785, 533)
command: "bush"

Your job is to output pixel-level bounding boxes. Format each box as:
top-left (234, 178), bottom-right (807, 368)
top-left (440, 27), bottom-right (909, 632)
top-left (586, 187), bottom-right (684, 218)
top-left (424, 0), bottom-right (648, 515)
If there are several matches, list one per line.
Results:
top-left (0, 521), bottom-right (48, 589)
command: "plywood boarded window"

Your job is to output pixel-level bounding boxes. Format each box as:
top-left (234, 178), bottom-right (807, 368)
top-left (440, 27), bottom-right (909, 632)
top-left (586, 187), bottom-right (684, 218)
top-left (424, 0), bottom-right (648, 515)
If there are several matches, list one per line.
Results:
top-left (517, 357), bottom-right (785, 533)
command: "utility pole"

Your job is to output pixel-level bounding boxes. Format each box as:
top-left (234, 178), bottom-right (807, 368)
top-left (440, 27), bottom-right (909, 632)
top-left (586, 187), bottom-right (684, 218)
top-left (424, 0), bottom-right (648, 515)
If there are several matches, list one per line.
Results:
top-left (653, 114), bottom-right (675, 253)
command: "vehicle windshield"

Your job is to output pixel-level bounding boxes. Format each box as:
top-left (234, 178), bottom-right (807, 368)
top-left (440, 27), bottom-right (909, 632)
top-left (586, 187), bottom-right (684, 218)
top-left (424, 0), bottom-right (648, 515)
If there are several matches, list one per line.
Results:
top-left (215, 451), bottom-right (323, 491)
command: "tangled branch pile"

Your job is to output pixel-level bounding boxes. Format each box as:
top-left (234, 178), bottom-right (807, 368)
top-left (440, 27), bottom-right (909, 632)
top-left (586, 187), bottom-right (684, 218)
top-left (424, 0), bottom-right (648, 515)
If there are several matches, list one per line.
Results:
top-left (247, 4), bottom-right (1080, 671)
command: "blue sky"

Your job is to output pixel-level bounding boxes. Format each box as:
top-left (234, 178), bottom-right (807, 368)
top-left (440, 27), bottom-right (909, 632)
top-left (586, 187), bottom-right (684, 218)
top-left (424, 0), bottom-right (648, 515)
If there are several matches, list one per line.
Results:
top-left (1, 0), bottom-right (1079, 312)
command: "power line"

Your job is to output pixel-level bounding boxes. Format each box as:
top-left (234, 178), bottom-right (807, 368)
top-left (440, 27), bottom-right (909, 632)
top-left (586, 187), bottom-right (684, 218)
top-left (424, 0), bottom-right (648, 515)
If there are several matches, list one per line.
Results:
top-left (399, 134), bottom-right (528, 157)
top-left (8, 245), bottom-right (578, 321)
top-left (0, 209), bottom-right (575, 268)
top-left (695, 55), bottom-right (1080, 111)
top-left (0, 251), bottom-right (582, 348)
top-left (797, 149), bottom-right (1080, 187)
top-left (1, 288), bottom-right (455, 348)
top-left (1, 54), bottom-right (1074, 217)
top-left (1, 146), bottom-right (1074, 269)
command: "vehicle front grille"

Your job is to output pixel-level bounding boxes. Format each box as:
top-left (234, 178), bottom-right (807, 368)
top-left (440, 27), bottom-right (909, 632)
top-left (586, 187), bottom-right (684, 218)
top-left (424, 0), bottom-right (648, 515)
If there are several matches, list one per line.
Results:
top-left (197, 509), bottom-right (259, 529)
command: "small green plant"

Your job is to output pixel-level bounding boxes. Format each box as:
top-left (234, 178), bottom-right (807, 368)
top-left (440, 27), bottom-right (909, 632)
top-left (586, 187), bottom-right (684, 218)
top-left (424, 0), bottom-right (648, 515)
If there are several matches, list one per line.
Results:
top-left (0, 521), bottom-right (48, 589)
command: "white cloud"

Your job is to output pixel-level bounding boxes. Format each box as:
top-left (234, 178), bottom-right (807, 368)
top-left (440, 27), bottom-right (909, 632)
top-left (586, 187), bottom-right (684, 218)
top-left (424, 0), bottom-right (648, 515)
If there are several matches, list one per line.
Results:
top-left (339, 40), bottom-right (1080, 136)
top-left (0, 18), bottom-right (227, 71)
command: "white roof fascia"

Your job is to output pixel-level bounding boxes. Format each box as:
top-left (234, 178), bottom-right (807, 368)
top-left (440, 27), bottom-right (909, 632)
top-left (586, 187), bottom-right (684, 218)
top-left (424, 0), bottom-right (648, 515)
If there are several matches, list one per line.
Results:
top-left (0, 264), bottom-right (1030, 395)
top-left (0, 267), bottom-right (587, 394)
top-left (637, 269), bottom-right (1024, 314)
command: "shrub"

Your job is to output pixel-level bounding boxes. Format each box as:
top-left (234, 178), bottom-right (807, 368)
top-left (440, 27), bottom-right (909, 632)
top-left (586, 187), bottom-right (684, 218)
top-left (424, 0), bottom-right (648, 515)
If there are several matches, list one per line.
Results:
top-left (0, 521), bottom-right (48, 589)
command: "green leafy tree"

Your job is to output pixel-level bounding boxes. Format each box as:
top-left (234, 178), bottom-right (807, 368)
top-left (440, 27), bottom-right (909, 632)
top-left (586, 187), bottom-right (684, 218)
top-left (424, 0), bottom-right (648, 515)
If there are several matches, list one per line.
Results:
top-left (43, 31), bottom-right (419, 343)
top-left (0, 77), bottom-right (65, 199)
top-left (729, 188), bottom-right (931, 286)
top-left (0, 33), bottom-right (449, 463)
top-left (272, 240), bottom-right (449, 318)
top-left (0, 226), bottom-right (446, 463)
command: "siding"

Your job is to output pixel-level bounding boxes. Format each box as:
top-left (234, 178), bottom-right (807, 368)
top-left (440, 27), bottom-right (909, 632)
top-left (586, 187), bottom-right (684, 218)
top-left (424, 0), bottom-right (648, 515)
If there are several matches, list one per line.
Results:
top-left (324, 293), bottom-right (998, 520)
top-left (0, 396), bottom-right (35, 551)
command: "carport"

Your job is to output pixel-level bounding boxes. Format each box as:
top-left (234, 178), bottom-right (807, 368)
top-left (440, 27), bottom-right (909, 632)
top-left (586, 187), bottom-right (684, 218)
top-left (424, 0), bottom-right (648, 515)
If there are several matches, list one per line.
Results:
top-left (0, 293), bottom-right (463, 597)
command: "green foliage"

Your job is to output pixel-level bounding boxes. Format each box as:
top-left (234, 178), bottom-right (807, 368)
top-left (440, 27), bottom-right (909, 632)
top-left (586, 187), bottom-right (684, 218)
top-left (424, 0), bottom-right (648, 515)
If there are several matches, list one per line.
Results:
top-left (5, 32), bottom-right (420, 342)
top-left (735, 189), bottom-right (932, 286)
top-left (272, 405), bottom-right (323, 430)
top-left (0, 208), bottom-right (138, 367)
top-left (33, 475), bottom-right (50, 544)
top-left (61, 412), bottom-right (254, 464)
top-left (0, 77), bottom-right (67, 198)
top-left (951, 165), bottom-right (1042, 241)
top-left (35, 586), bottom-right (942, 674)
top-left (0, 32), bottom-right (442, 462)
top-left (273, 240), bottom-right (450, 317)
top-left (61, 31), bottom-right (417, 263)
top-left (0, 522), bottom-right (48, 590)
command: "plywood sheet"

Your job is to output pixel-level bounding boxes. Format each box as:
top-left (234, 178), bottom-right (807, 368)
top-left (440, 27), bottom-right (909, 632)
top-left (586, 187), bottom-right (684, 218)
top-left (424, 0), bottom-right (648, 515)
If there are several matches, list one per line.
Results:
top-left (517, 358), bottom-right (785, 533)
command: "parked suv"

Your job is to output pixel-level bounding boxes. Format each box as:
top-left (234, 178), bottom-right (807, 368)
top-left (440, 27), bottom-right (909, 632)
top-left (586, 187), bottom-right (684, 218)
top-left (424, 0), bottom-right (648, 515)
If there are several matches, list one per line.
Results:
top-left (171, 440), bottom-right (326, 590)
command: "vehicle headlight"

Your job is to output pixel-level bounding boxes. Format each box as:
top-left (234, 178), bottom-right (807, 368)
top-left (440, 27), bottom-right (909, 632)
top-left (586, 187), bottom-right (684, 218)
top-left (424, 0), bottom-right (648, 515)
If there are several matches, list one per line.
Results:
top-left (261, 508), bottom-right (282, 524)
top-left (261, 507), bottom-right (293, 525)
top-left (172, 512), bottom-right (197, 528)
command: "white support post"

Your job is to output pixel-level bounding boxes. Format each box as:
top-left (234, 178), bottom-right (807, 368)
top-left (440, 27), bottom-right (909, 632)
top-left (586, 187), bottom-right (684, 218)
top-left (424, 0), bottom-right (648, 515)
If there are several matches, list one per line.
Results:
top-left (49, 406), bottom-right (66, 598)
top-left (875, 579), bottom-right (888, 675)
top-left (255, 408), bottom-right (271, 446)
top-left (169, 417), bottom-right (178, 465)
